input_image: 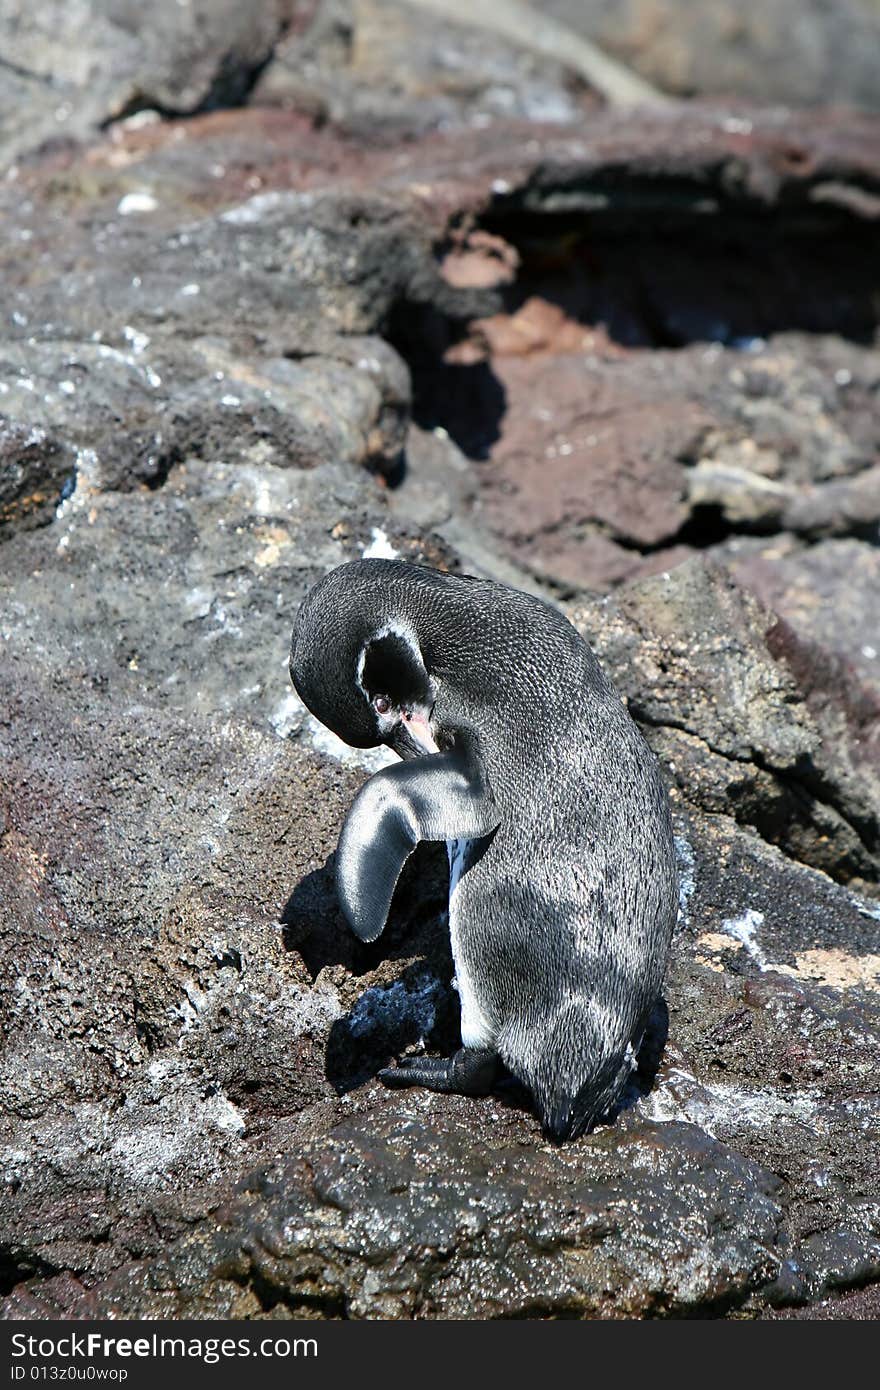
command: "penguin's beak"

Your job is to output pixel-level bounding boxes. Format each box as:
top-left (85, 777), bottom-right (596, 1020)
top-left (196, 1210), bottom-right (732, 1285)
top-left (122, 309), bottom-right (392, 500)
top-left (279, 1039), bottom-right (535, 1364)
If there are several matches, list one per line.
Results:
top-left (400, 706), bottom-right (439, 756)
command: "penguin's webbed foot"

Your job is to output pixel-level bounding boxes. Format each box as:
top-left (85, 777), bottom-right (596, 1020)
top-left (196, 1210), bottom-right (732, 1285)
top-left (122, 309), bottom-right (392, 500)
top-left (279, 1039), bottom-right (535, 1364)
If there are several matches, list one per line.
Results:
top-left (379, 1047), bottom-right (497, 1096)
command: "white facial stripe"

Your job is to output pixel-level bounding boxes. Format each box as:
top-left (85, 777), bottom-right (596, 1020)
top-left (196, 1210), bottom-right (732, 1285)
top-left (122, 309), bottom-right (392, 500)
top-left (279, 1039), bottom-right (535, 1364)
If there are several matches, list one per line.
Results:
top-left (355, 640), bottom-right (368, 698)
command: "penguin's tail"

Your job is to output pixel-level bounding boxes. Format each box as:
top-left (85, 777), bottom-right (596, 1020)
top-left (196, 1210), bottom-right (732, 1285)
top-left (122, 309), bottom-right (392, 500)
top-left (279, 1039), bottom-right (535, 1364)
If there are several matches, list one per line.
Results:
top-left (509, 1006), bottom-right (637, 1143)
top-left (542, 1053), bottom-right (633, 1143)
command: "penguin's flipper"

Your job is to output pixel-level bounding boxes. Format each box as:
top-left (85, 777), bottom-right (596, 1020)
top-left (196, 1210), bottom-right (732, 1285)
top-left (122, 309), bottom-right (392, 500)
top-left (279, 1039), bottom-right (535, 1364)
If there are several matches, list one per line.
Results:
top-left (379, 1047), bottom-right (498, 1096)
top-left (336, 751), bottom-right (499, 943)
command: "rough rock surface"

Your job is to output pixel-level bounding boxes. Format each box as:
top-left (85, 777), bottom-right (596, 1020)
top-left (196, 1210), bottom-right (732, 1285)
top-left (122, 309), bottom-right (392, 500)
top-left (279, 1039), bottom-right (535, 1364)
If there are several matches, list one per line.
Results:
top-left (0, 0), bottom-right (599, 170)
top-left (572, 560), bottom-right (880, 888)
top-left (542, 0), bottom-right (880, 109)
top-left (253, 0), bottom-right (597, 137)
top-left (0, 1), bottom-right (296, 169)
top-left (1, 2), bottom-right (879, 1322)
top-left (465, 335), bottom-right (880, 592)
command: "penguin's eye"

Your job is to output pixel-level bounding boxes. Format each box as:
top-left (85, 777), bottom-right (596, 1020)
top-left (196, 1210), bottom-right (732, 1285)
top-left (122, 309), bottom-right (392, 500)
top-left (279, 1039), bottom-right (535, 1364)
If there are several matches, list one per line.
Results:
top-left (373, 694), bottom-right (392, 715)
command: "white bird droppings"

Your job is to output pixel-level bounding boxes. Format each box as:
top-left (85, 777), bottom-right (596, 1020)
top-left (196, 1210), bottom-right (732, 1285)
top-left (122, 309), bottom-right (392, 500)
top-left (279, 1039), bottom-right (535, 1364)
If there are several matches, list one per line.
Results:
top-left (719, 909), bottom-right (767, 969)
top-left (122, 325), bottom-right (150, 355)
top-left (362, 526), bottom-right (398, 560)
top-left (117, 192), bottom-right (158, 216)
top-left (271, 692), bottom-right (396, 771)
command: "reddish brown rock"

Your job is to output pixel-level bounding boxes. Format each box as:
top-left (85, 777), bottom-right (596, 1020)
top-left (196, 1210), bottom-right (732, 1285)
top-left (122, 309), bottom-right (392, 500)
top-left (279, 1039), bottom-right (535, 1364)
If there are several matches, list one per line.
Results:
top-left (475, 352), bottom-right (703, 588)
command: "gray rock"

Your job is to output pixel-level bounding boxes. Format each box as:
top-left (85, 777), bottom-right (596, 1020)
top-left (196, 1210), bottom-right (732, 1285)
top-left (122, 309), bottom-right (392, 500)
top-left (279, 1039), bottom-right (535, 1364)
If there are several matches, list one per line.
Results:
top-left (253, 0), bottom-right (594, 138)
top-left (572, 559), bottom-right (880, 885)
top-left (541, 0), bottom-right (880, 109)
top-left (0, 332), bottom-right (410, 489)
top-left (387, 423), bottom-right (477, 531)
top-left (3, 1107), bottom-right (785, 1319)
top-left (722, 537), bottom-right (880, 698)
top-left (0, 182), bottom-right (499, 500)
top-left (657, 810), bottom-right (880, 1308)
top-left (0, 1), bottom-right (292, 168)
top-left (0, 447), bottom-right (453, 1292)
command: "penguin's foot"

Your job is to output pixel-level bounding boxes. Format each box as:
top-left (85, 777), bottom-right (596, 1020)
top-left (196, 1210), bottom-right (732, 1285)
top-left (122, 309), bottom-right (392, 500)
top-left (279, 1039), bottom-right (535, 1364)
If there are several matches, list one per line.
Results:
top-left (379, 1046), bottom-right (498, 1096)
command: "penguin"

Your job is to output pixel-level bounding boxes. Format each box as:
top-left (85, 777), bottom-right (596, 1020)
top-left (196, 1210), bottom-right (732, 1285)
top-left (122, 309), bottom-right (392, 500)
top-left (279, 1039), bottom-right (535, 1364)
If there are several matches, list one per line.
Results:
top-left (290, 559), bottom-right (678, 1140)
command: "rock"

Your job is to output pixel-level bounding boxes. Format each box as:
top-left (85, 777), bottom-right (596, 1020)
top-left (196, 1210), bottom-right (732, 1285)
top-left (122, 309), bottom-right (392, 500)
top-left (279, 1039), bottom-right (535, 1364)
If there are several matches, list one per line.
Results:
top-left (656, 810), bottom-right (880, 1309)
top-left (0, 179), bottom-right (502, 504)
top-left (2, 54), bottom-right (879, 1319)
top-left (453, 327), bottom-right (880, 595)
top-left (386, 423), bottom-right (477, 531)
top-left (0, 440), bottom-right (456, 1287)
top-left (5, 792), bottom-right (879, 1317)
top-left (540, 0), bottom-right (880, 110)
top-left (768, 1283), bottom-right (880, 1319)
top-left (0, 332), bottom-right (411, 491)
top-left (254, 0), bottom-right (595, 137)
top-left (782, 466), bottom-right (880, 538)
top-left (571, 559), bottom-right (880, 885)
top-left (2, 1106), bottom-right (785, 1319)
top-left (0, 1), bottom-right (293, 168)
top-left (722, 538), bottom-right (880, 699)
top-left (0, 0), bottom-right (608, 171)
top-left (0, 419), bottom-right (76, 537)
top-left (376, 113), bottom-right (880, 591)
top-left (472, 349), bottom-right (706, 589)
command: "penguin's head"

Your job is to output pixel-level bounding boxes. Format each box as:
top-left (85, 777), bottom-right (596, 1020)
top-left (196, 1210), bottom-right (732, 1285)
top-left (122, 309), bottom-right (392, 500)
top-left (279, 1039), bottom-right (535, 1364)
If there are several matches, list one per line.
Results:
top-left (356, 623), bottom-right (439, 756)
top-left (290, 562), bottom-right (439, 758)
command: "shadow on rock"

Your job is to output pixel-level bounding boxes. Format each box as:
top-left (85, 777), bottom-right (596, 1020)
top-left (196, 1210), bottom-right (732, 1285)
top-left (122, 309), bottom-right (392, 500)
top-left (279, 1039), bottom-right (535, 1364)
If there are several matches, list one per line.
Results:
top-left (281, 840), bottom-right (464, 1090)
top-left (280, 842), bottom-right (451, 979)
top-left (325, 960), bottom-right (461, 1095)
top-left (387, 300), bottom-right (508, 461)
top-left (280, 851), bottom-right (353, 976)
top-left (482, 207), bottom-right (880, 348)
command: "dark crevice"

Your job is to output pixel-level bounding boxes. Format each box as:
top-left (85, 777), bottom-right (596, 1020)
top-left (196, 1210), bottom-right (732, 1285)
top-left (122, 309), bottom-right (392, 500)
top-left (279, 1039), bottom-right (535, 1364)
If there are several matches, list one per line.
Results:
top-left (385, 299), bottom-right (506, 462)
top-left (387, 188), bottom-right (880, 485)
top-left (502, 498), bottom-right (800, 574)
top-left (538, 503), bottom-right (744, 558)
top-left (99, 46), bottom-right (281, 132)
top-left (231, 1265), bottom-right (348, 1319)
top-left (750, 746), bottom-right (878, 864)
top-left (133, 998), bottom-right (162, 1054)
top-left (142, 449), bottom-right (180, 492)
top-left (386, 185), bottom-right (880, 570)
top-left (669, 503), bottom-right (750, 551)
top-left (0, 55), bottom-right (57, 86)
top-left (0, 1246), bottom-right (59, 1298)
top-left (479, 194), bottom-right (880, 348)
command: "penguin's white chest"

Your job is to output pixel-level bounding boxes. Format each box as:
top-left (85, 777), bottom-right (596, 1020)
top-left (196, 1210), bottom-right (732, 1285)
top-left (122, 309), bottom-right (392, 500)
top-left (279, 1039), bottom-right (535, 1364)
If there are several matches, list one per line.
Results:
top-left (446, 837), bottom-right (494, 1048)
